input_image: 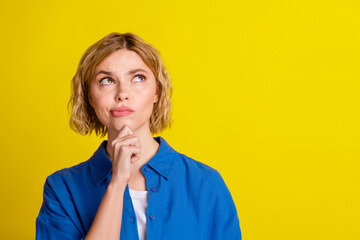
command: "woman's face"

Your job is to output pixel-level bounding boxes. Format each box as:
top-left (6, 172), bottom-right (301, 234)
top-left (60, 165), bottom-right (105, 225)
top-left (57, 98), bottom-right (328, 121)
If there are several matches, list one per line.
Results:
top-left (88, 49), bottom-right (159, 134)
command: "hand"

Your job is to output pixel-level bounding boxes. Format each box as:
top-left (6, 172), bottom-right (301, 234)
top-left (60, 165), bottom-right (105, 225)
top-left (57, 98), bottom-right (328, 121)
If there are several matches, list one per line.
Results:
top-left (109, 124), bottom-right (141, 185)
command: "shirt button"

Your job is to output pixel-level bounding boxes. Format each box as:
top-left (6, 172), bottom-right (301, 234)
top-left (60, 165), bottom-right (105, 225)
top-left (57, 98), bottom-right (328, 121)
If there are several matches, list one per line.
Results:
top-left (151, 187), bottom-right (158, 192)
top-left (149, 215), bottom-right (155, 220)
top-left (129, 217), bottom-right (132, 222)
top-left (144, 167), bottom-right (150, 172)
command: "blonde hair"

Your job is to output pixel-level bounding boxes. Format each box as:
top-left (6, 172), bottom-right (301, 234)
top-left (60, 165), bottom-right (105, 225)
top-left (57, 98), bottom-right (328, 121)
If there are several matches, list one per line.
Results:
top-left (67, 32), bottom-right (173, 138)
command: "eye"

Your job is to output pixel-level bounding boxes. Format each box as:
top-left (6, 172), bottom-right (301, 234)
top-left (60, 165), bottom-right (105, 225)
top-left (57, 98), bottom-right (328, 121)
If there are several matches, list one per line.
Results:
top-left (99, 77), bottom-right (114, 85)
top-left (133, 74), bottom-right (146, 82)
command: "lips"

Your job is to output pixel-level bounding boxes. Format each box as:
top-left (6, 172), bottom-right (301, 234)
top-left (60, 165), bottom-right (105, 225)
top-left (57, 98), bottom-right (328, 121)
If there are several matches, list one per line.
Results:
top-left (111, 106), bottom-right (134, 117)
top-left (111, 106), bottom-right (134, 112)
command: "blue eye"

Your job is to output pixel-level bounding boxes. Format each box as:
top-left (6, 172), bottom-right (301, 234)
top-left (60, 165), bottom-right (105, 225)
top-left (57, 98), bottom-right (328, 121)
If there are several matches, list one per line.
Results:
top-left (134, 74), bottom-right (146, 82)
top-left (99, 77), bottom-right (114, 85)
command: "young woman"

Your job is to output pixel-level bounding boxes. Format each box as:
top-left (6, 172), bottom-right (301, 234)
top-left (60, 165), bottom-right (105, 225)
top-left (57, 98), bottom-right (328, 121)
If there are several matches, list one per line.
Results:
top-left (36, 32), bottom-right (242, 240)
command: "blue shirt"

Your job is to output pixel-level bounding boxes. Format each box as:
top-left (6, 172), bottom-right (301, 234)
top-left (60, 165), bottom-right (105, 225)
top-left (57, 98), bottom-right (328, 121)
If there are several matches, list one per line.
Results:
top-left (36, 136), bottom-right (242, 239)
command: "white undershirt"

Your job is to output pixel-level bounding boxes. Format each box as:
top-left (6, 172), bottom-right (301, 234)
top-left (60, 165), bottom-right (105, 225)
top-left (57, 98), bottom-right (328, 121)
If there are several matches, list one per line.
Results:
top-left (129, 188), bottom-right (148, 240)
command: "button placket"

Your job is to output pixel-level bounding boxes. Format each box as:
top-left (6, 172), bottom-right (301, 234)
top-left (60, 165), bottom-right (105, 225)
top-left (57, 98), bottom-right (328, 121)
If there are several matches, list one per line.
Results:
top-left (142, 164), bottom-right (159, 234)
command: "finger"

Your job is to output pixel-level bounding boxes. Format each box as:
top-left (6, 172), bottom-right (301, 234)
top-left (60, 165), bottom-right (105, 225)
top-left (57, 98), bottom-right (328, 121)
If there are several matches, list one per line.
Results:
top-left (125, 140), bottom-right (141, 160)
top-left (125, 125), bottom-right (134, 134)
top-left (129, 146), bottom-right (141, 162)
top-left (128, 134), bottom-right (140, 148)
top-left (112, 135), bottom-right (140, 149)
top-left (115, 145), bottom-right (140, 162)
top-left (117, 124), bottom-right (133, 138)
top-left (131, 155), bottom-right (139, 163)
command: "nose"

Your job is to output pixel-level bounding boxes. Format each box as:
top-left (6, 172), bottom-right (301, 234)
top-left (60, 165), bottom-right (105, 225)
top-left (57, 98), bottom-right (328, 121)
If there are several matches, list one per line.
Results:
top-left (115, 84), bottom-right (130, 102)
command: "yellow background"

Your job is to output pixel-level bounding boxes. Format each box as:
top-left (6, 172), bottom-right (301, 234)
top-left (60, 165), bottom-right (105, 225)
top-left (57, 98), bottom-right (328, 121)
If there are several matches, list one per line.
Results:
top-left (0, 0), bottom-right (359, 239)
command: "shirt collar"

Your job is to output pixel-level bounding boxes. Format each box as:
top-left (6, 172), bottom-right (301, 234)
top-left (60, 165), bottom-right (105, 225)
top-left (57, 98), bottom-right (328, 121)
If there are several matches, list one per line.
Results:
top-left (89, 136), bottom-right (178, 187)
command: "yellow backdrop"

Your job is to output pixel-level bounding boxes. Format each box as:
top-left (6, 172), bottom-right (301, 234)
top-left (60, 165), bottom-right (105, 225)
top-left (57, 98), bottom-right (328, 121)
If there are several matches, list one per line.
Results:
top-left (0, 0), bottom-right (359, 239)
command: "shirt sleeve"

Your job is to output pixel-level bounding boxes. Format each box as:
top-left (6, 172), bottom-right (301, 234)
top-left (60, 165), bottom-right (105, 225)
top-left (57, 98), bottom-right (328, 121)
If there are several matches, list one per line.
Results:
top-left (206, 170), bottom-right (242, 240)
top-left (36, 176), bottom-right (84, 240)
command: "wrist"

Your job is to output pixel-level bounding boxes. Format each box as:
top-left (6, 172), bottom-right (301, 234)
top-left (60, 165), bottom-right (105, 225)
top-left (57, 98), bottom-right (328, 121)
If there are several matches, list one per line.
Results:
top-left (109, 178), bottom-right (128, 190)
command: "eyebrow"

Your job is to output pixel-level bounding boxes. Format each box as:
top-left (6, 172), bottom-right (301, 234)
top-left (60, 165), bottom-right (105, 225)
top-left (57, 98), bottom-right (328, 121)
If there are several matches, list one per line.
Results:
top-left (94, 68), bottom-right (149, 78)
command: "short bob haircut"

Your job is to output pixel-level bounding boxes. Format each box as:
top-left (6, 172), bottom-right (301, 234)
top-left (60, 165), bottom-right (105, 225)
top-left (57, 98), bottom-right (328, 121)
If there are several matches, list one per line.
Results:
top-left (67, 32), bottom-right (173, 138)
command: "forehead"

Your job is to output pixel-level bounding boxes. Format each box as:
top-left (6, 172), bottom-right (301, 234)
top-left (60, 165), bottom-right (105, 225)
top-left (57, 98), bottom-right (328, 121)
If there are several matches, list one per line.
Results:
top-left (95, 49), bottom-right (150, 73)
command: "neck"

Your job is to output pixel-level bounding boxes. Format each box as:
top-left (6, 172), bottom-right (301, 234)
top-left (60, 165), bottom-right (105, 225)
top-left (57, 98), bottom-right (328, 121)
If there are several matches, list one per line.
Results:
top-left (105, 124), bottom-right (160, 171)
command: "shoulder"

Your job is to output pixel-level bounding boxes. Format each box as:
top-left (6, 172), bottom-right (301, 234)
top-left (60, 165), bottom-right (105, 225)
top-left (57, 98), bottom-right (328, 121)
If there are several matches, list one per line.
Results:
top-left (175, 152), bottom-right (224, 184)
top-left (176, 154), bottom-right (238, 210)
top-left (176, 152), bottom-right (215, 170)
top-left (44, 160), bottom-right (90, 191)
top-left (174, 152), bottom-right (235, 206)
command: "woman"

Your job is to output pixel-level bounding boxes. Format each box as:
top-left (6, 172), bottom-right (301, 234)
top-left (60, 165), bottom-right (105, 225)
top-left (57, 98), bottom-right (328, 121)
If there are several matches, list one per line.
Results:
top-left (36, 32), bottom-right (242, 240)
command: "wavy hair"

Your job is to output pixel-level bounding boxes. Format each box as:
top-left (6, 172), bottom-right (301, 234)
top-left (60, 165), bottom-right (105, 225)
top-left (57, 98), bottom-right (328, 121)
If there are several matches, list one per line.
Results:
top-left (67, 32), bottom-right (173, 138)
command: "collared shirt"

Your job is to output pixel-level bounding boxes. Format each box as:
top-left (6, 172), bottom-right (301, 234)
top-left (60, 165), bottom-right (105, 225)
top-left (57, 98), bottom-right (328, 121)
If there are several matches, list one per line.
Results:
top-left (36, 136), bottom-right (242, 239)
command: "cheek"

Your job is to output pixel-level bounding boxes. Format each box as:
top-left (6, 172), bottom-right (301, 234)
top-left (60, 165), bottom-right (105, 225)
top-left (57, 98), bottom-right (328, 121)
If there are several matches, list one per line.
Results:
top-left (95, 97), bottom-right (108, 108)
top-left (89, 94), bottom-right (111, 119)
top-left (90, 90), bottom-right (109, 109)
top-left (140, 89), bottom-right (157, 108)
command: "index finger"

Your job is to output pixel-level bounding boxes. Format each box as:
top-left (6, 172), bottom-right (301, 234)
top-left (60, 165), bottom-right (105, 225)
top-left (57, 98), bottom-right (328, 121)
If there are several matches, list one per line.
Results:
top-left (117, 124), bottom-right (133, 138)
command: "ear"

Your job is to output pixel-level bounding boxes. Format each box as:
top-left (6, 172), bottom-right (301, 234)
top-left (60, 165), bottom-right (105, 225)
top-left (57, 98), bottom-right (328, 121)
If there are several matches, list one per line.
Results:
top-left (88, 93), bottom-right (93, 107)
top-left (153, 86), bottom-right (159, 103)
top-left (153, 94), bottom-right (159, 103)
